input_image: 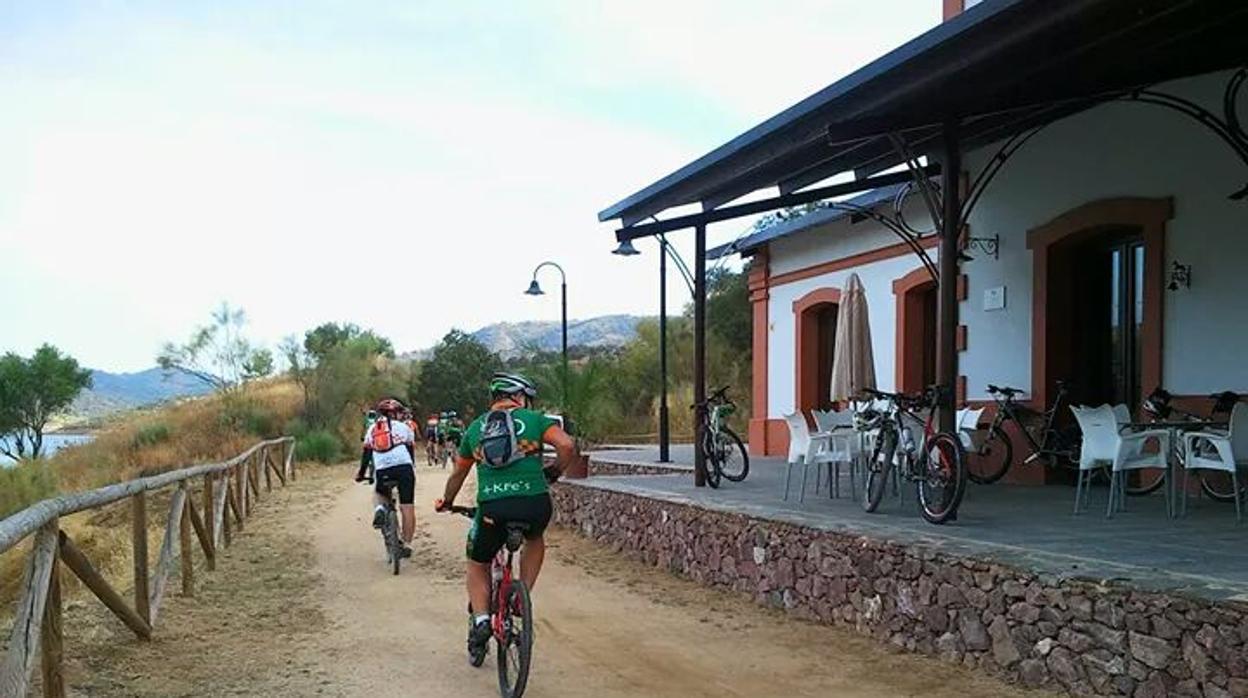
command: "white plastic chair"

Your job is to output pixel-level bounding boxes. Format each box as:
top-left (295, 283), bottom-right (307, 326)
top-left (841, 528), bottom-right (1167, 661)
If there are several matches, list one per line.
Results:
top-left (1182, 402), bottom-right (1248, 523)
top-left (782, 412), bottom-right (835, 502)
top-left (955, 407), bottom-right (986, 452)
top-left (811, 409), bottom-right (858, 499)
top-left (1071, 405), bottom-right (1171, 517)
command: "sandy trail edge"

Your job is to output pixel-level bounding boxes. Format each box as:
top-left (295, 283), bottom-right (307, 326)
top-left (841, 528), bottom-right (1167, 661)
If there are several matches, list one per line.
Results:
top-left (312, 466), bottom-right (1054, 698)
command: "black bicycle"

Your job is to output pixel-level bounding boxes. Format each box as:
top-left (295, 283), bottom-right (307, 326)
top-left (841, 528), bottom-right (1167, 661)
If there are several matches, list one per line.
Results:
top-left (695, 385), bottom-right (749, 488)
top-left (965, 381), bottom-right (1082, 486)
top-left (860, 386), bottom-right (967, 525)
top-left (358, 475), bottom-right (405, 575)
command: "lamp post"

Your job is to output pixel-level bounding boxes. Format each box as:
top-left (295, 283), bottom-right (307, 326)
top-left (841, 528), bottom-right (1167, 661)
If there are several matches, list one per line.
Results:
top-left (524, 261), bottom-right (568, 410)
top-left (613, 236), bottom-right (695, 464)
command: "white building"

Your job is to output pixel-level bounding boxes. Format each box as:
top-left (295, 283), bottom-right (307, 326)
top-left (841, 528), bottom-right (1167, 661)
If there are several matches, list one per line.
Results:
top-left (601, 0), bottom-right (1248, 484)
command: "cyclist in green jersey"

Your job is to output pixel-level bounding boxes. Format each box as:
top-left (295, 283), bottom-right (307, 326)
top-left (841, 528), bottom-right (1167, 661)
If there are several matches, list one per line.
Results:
top-left (435, 372), bottom-right (576, 665)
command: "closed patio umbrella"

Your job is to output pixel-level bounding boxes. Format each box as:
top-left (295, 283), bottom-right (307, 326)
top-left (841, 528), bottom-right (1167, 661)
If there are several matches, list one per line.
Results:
top-left (829, 273), bottom-right (877, 402)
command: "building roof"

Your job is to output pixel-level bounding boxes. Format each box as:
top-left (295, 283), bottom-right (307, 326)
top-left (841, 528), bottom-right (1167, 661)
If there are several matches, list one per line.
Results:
top-left (599, 0), bottom-right (1248, 227)
top-left (706, 183), bottom-right (905, 260)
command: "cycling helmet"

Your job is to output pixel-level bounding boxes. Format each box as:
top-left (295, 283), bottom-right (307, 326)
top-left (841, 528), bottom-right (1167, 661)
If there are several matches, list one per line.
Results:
top-left (490, 372), bottom-right (537, 399)
top-left (376, 398), bottom-right (405, 417)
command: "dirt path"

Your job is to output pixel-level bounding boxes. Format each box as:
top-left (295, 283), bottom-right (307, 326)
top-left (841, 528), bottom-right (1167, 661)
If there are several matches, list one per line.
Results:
top-left (68, 465), bottom-right (1054, 697)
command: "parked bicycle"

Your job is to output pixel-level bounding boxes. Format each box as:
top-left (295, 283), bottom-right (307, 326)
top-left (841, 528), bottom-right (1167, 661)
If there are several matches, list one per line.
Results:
top-left (448, 505), bottom-right (534, 698)
top-left (965, 381), bottom-right (1082, 485)
top-left (860, 386), bottom-right (967, 525)
top-left (695, 385), bottom-right (749, 488)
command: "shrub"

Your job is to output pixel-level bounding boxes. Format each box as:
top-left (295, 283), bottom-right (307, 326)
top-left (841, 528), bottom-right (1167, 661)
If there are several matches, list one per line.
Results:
top-left (295, 429), bottom-right (342, 463)
top-left (131, 422), bottom-right (171, 449)
top-left (0, 460), bottom-right (58, 519)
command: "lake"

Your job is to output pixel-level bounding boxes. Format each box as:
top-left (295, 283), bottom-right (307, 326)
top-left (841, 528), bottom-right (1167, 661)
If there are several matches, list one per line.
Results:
top-left (0, 432), bottom-right (94, 465)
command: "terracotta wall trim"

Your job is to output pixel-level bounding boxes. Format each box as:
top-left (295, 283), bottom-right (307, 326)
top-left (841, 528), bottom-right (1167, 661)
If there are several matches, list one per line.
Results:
top-left (792, 287), bottom-right (842, 420)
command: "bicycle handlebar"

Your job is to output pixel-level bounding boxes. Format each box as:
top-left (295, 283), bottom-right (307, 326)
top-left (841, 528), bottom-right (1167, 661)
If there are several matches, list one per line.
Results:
top-left (445, 504), bottom-right (476, 518)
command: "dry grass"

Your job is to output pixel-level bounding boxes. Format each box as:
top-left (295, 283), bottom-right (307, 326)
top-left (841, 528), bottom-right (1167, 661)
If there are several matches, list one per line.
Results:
top-left (1, 380), bottom-right (302, 618)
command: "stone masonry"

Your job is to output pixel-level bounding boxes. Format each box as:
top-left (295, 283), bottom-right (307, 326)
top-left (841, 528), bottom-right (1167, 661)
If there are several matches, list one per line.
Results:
top-left (551, 482), bottom-right (1248, 697)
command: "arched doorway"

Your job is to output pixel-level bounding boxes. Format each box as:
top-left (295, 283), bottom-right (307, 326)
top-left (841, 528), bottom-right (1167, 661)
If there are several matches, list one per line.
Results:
top-left (1028, 198), bottom-right (1170, 411)
top-left (793, 288), bottom-right (841, 415)
top-left (893, 267), bottom-right (938, 394)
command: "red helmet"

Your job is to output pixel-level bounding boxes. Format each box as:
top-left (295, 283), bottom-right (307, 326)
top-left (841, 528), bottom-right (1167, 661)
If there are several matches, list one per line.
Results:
top-left (375, 398), bottom-right (405, 417)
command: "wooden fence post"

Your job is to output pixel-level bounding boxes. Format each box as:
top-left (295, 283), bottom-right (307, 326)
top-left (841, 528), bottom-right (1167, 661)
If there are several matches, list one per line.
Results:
top-left (148, 487), bottom-right (186, 626)
top-left (41, 522), bottom-right (65, 698)
top-left (263, 446), bottom-right (273, 492)
top-left (203, 473), bottom-right (215, 561)
top-left (187, 496), bottom-right (213, 571)
top-left (0, 521), bottom-right (58, 697)
top-left (132, 492), bottom-right (151, 627)
top-left (58, 531), bottom-right (151, 640)
top-left (180, 482), bottom-right (194, 597)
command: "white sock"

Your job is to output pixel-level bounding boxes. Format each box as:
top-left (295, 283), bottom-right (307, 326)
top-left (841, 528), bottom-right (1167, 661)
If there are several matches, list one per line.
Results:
top-left (474, 613), bottom-right (490, 625)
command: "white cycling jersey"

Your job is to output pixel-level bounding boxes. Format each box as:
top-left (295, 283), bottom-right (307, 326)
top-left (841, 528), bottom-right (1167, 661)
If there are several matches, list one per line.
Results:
top-left (364, 418), bottom-right (415, 470)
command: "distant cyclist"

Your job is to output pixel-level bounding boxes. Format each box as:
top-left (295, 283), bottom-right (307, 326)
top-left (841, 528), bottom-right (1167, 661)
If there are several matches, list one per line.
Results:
top-left (358, 408), bottom-right (380, 480)
top-left (357, 398), bottom-right (417, 557)
top-left (435, 372), bottom-right (577, 665)
top-left (424, 414), bottom-right (440, 465)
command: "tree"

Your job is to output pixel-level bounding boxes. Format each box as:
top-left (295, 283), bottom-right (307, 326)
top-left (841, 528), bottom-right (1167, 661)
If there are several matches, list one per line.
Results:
top-left (0, 345), bottom-right (92, 460)
top-left (157, 303), bottom-right (272, 393)
top-left (303, 322), bottom-right (394, 361)
top-left (411, 330), bottom-right (499, 417)
top-left (282, 324), bottom-right (404, 433)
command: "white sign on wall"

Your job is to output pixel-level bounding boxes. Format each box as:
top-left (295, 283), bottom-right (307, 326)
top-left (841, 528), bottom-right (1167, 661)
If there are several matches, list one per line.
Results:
top-left (983, 286), bottom-right (1006, 311)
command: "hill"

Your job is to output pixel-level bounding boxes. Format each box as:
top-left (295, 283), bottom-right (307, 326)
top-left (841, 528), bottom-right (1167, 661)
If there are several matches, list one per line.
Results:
top-left (71, 368), bottom-right (213, 419)
top-left (468, 314), bottom-right (646, 358)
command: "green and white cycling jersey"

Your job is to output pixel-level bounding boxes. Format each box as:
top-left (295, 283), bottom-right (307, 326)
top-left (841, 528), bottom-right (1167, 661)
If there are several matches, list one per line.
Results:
top-left (457, 408), bottom-right (554, 502)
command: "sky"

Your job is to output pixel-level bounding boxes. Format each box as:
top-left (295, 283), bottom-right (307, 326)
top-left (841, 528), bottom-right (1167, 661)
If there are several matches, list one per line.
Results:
top-left (0, 1), bottom-right (940, 372)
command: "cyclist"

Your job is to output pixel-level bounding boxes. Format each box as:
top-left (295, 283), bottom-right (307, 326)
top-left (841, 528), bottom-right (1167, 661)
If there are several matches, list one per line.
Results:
top-left (443, 410), bottom-right (465, 460)
top-left (435, 372), bottom-right (576, 665)
top-left (424, 413), bottom-right (440, 465)
top-left (357, 398), bottom-right (418, 556)
top-left (358, 408), bottom-right (379, 481)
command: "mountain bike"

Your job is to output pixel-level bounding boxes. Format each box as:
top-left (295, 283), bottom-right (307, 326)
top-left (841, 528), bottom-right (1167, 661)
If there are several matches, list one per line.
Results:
top-left (426, 439), bottom-right (438, 467)
top-left (448, 505), bottom-right (534, 698)
top-left (359, 475), bottom-right (405, 575)
top-left (965, 381), bottom-right (1083, 486)
top-left (695, 385), bottom-right (749, 488)
top-left (860, 386), bottom-right (967, 525)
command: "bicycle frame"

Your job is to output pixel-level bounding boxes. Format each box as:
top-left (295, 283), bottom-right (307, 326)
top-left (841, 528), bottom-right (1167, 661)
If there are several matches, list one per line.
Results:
top-left (490, 546), bottom-right (518, 640)
top-left (988, 386), bottom-right (1068, 460)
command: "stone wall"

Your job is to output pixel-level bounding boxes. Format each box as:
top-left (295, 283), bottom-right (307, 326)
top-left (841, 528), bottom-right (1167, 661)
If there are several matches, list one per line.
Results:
top-left (586, 460), bottom-right (690, 477)
top-left (551, 483), bottom-right (1248, 697)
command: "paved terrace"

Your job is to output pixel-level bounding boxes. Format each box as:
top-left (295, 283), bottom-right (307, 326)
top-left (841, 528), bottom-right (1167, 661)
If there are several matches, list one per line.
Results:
top-left (577, 446), bottom-right (1248, 603)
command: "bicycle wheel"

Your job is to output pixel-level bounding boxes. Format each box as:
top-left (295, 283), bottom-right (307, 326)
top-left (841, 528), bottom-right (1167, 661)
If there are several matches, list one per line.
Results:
top-left (497, 580), bottom-right (534, 698)
top-left (717, 428), bottom-right (750, 482)
top-left (387, 511), bottom-right (401, 576)
top-left (966, 425), bottom-right (1012, 485)
top-left (700, 431), bottom-right (723, 489)
top-left (916, 432), bottom-right (967, 525)
top-left (864, 428), bottom-right (896, 513)
top-left (1199, 471), bottom-right (1246, 502)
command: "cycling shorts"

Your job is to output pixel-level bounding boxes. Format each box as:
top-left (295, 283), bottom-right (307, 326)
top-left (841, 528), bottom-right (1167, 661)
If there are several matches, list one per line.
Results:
top-left (374, 464), bottom-right (415, 505)
top-left (466, 494), bottom-right (552, 563)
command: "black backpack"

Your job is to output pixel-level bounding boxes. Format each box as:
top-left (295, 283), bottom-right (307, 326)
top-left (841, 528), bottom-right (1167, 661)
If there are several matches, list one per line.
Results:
top-left (480, 409), bottom-right (525, 469)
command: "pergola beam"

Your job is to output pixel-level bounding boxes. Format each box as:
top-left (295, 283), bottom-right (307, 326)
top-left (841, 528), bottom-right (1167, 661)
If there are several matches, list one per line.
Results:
top-left (614, 166), bottom-right (941, 242)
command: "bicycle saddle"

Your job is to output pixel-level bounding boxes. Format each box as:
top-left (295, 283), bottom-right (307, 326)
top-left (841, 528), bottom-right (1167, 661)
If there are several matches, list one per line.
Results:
top-left (504, 522), bottom-right (531, 552)
top-left (987, 385), bottom-right (1022, 396)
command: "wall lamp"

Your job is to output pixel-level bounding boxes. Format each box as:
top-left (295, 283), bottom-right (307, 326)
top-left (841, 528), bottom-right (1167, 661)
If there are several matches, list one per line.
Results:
top-left (1167, 261), bottom-right (1192, 291)
top-left (957, 233), bottom-right (999, 262)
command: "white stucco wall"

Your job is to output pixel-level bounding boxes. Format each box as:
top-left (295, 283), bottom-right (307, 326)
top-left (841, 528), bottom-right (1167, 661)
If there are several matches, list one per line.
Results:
top-left (761, 69), bottom-right (1248, 415)
top-left (766, 249), bottom-right (936, 418)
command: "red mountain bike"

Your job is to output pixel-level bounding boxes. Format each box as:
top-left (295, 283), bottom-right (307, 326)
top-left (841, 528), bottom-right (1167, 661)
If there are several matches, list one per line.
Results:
top-left (449, 505), bottom-right (534, 698)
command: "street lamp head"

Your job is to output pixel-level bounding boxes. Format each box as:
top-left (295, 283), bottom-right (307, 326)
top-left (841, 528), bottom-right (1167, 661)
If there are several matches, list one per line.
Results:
top-left (524, 279), bottom-right (544, 296)
top-left (612, 239), bottom-right (640, 256)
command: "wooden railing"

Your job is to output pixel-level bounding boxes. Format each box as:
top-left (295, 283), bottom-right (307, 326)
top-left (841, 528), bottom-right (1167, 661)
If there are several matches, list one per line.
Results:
top-left (0, 437), bottom-right (296, 697)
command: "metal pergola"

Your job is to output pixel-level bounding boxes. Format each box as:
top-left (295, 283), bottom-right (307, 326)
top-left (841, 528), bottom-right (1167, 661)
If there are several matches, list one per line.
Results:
top-left (599, 0), bottom-right (1248, 487)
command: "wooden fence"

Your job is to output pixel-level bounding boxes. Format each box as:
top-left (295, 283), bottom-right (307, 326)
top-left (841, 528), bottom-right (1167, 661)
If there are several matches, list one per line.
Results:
top-left (0, 437), bottom-right (296, 697)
